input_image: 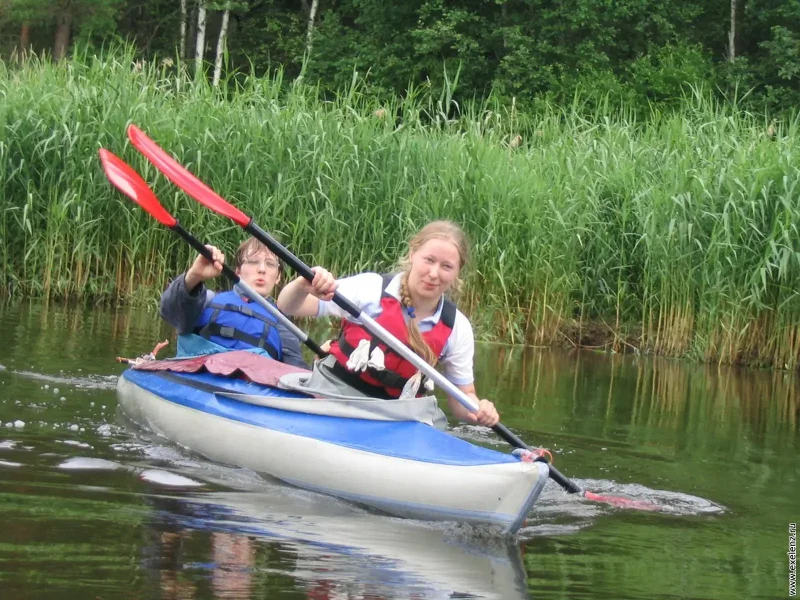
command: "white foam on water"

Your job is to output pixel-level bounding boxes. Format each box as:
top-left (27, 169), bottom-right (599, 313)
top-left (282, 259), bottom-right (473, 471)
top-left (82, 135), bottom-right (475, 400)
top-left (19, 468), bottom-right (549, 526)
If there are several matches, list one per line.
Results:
top-left (577, 479), bottom-right (726, 516)
top-left (96, 424), bottom-right (118, 437)
top-left (76, 484), bottom-right (113, 493)
top-left (449, 424), bottom-right (506, 447)
top-left (13, 420), bottom-right (25, 428)
top-left (8, 368), bottom-right (118, 391)
top-left (533, 483), bottom-right (606, 519)
top-left (109, 442), bottom-right (148, 454)
top-left (141, 444), bottom-right (188, 461)
top-left (0, 440), bottom-right (17, 450)
top-left (0, 460), bottom-right (22, 467)
top-left (517, 522), bottom-right (589, 538)
top-left (56, 440), bottom-right (93, 449)
top-left (57, 457), bottom-right (126, 471)
top-left (138, 469), bottom-right (204, 488)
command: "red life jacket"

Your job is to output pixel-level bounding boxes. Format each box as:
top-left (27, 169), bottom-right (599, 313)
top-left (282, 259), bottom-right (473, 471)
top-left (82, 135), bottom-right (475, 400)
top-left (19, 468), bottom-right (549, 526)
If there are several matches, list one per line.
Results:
top-left (328, 274), bottom-right (456, 398)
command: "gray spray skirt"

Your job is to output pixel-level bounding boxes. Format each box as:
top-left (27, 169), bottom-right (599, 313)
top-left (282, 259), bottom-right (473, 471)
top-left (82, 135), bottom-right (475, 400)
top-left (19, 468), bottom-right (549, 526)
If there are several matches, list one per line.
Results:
top-left (274, 355), bottom-right (449, 430)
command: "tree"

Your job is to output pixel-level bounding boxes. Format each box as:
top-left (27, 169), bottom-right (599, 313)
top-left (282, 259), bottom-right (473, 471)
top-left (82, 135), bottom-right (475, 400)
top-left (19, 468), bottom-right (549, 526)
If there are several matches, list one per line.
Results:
top-left (19, 22), bottom-right (30, 55)
top-left (305, 0), bottom-right (319, 58)
top-left (180, 0), bottom-right (187, 58)
top-left (213, 1), bottom-right (230, 86)
top-left (195, 0), bottom-right (207, 77)
top-left (53, 2), bottom-right (72, 59)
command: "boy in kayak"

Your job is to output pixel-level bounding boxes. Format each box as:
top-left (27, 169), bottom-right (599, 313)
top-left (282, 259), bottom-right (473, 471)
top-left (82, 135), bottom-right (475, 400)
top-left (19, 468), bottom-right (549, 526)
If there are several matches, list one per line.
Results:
top-left (277, 220), bottom-right (500, 427)
top-left (160, 237), bottom-right (309, 368)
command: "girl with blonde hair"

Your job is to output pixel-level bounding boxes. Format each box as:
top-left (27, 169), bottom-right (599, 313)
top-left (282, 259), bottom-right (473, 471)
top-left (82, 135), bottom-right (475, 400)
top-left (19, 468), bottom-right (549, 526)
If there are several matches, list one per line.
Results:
top-left (277, 220), bottom-right (499, 427)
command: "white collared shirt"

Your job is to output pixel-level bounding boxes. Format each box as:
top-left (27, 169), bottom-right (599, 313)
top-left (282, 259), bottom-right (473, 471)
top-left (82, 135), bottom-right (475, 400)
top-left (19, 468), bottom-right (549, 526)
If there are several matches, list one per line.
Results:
top-left (316, 273), bottom-right (474, 385)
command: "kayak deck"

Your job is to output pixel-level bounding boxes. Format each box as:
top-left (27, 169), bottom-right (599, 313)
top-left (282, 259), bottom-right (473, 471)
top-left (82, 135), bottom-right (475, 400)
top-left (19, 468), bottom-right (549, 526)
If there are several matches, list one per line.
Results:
top-left (122, 369), bottom-right (518, 467)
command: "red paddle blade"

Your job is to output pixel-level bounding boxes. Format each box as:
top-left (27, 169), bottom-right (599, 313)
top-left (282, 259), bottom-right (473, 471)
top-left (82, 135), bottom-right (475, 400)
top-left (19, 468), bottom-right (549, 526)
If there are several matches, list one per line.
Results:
top-left (127, 125), bottom-right (251, 228)
top-left (99, 149), bottom-right (177, 228)
top-left (584, 490), bottom-right (661, 511)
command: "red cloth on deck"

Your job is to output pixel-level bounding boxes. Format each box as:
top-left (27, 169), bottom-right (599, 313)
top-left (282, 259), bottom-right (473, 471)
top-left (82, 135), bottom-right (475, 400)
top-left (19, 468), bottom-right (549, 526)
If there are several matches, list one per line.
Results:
top-left (131, 350), bottom-right (310, 388)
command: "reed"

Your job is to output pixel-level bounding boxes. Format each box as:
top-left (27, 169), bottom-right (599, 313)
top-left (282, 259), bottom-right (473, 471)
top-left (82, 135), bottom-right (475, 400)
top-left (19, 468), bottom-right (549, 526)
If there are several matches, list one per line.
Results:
top-left (1, 47), bottom-right (799, 369)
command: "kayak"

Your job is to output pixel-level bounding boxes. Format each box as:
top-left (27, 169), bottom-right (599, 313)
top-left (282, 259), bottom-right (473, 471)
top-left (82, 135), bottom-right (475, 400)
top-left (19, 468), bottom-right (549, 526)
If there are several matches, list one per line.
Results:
top-left (116, 355), bottom-right (549, 534)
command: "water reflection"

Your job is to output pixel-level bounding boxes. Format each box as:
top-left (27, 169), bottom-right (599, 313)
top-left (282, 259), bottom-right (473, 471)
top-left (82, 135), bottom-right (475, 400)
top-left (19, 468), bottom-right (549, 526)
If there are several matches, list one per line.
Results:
top-left (476, 344), bottom-right (799, 444)
top-left (0, 297), bottom-right (170, 376)
top-left (210, 533), bottom-right (256, 599)
top-left (142, 489), bottom-right (530, 600)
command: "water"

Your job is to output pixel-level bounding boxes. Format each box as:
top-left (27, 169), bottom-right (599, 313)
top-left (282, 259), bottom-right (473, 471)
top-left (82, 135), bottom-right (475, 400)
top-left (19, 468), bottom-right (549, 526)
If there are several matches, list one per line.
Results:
top-left (0, 299), bottom-right (796, 599)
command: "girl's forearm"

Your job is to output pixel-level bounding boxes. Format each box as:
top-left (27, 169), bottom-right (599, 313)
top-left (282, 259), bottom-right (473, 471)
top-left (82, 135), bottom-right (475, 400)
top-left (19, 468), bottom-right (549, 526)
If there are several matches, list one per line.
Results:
top-left (447, 391), bottom-right (479, 422)
top-left (277, 277), bottom-right (319, 317)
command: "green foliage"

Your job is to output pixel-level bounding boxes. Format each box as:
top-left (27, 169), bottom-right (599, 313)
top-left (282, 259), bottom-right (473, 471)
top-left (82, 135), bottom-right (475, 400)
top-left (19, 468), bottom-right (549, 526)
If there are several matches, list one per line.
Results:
top-left (2, 48), bottom-right (800, 370)
top-left (2, 0), bottom-right (800, 115)
top-left (627, 42), bottom-right (716, 106)
top-left (225, 0), bottom-right (305, 78)
top-left (761, 26), bottom-right (800, 82)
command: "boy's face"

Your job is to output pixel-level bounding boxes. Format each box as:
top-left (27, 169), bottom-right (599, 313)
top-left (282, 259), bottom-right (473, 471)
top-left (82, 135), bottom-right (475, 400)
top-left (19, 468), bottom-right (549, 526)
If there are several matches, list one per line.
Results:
top-left (235, 250), bottom-right (281, 297)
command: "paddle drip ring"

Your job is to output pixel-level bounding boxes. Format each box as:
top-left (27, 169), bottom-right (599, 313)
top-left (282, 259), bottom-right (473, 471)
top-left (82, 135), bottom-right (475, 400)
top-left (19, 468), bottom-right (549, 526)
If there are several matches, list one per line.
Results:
top-left (512, 447), bottom-right (554, 464)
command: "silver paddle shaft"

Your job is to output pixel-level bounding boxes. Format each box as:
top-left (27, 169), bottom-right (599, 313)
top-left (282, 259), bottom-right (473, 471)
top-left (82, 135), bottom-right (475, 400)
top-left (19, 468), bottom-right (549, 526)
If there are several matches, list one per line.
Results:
top-left (236, 279), bottom-right (310, 343)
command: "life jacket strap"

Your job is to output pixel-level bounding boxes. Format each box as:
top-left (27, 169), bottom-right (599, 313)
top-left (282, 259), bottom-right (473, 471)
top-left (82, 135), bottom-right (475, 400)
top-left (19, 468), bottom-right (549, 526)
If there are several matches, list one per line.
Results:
top-left (196, 322), bottom-right (281, 360)
top-left (327, 360), bottom-right (397, 399)
top-left (207, 302), bottom-right (277, 323)
top-left (337, 337), bottom-right (411, 391)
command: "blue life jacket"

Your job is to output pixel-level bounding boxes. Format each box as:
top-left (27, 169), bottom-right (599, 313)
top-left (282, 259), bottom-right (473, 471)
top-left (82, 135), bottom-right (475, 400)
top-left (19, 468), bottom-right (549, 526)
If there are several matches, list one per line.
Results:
top-left (193, 290), bottom-right (283, 360)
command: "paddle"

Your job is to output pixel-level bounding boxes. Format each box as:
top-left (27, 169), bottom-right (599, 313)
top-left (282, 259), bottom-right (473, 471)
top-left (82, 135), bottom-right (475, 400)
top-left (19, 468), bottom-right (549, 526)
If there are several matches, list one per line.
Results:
top-left (98, 148), bottom-right (327, 359)
top-left (127, 124), bottom-right (659, 509)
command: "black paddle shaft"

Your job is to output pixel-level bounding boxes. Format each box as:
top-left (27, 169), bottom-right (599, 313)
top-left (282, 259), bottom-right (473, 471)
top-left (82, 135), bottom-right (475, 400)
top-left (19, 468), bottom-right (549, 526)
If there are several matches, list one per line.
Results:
top-left (246, 221), bottom-right (363, 319)
top-left (173, 222), bottom-right (241, 283)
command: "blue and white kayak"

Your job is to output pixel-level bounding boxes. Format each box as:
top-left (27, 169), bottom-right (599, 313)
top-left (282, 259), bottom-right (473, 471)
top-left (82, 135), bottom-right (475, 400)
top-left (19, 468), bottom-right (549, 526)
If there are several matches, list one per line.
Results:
top-left (117, 367), bottom-right (548, 533)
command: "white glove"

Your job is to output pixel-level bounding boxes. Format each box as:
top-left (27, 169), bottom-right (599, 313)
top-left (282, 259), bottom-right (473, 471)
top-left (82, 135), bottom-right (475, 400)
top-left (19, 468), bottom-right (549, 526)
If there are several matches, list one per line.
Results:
top-left (346, 339), bottom-right (371, 372)
top-left (368, 347), bottom-right (385, 371)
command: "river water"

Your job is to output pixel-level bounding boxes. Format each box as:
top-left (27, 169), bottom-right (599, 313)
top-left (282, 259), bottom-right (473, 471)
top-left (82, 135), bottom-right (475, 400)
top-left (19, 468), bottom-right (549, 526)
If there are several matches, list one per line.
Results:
top-left (0, 299), bottom-right (796, 599)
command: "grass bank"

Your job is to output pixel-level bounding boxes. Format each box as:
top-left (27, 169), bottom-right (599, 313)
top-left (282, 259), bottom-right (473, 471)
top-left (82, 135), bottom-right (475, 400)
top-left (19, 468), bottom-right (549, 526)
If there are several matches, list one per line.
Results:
top-left (2, 47), bottom-right (799, 369)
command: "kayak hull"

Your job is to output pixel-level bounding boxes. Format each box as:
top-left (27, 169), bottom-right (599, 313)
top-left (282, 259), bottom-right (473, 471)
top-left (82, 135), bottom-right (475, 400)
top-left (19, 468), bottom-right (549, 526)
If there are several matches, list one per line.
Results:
top-left (117, 369), bottom-right (548, 533)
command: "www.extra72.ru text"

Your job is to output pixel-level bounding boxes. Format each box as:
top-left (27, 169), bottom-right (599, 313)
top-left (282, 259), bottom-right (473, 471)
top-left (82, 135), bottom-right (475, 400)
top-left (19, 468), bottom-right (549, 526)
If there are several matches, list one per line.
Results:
top-left (790, 523), bottom-right (797, 597)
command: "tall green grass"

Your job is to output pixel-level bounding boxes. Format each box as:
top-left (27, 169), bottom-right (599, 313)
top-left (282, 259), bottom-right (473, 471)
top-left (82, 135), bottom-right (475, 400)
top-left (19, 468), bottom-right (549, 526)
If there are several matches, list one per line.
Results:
top-left (1, 46), bottom-right (799, 369)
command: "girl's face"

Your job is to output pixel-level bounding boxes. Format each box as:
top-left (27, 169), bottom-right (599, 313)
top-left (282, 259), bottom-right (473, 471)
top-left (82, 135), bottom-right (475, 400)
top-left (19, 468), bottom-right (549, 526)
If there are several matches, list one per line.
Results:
top-left (407, 238), bottom-right (461, 303)
top-left (236, 250), bottom-right (281, 297)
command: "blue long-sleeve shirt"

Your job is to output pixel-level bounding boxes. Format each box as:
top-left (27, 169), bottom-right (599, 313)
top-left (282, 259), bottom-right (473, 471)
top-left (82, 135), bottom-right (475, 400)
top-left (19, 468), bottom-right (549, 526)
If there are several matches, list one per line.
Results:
top-left (159, 274), bottom-right (309, 369)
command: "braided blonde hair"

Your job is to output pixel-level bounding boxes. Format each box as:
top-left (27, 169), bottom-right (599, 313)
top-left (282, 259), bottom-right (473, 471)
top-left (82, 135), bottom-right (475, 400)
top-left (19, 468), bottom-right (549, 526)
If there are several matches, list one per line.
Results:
top-left (395, 221), bottom-right (469, 366)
